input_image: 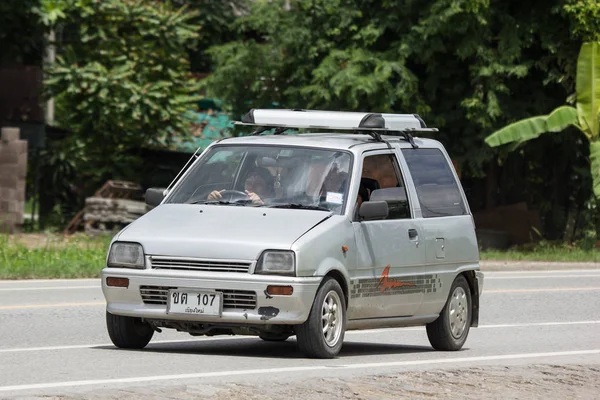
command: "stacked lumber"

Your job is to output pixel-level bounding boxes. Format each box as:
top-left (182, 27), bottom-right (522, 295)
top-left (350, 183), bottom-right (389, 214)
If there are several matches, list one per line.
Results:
top-left (64, 180), bottom-right (146, 234)
top-left (83, 197), bottom-right (147, 233)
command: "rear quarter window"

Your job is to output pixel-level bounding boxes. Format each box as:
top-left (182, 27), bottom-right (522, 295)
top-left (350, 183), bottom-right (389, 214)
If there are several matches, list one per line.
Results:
top-left (401, 148), bottom-right (467, 218)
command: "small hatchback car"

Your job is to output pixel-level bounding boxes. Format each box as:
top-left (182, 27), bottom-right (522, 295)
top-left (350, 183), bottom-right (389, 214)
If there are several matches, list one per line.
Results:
top-left (101, 109), bottom-right (483, 358)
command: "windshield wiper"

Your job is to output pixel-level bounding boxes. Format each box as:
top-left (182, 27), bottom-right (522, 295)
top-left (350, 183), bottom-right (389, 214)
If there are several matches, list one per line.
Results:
top-left (187, 200), bottom-right (249, 206)
top-left (269, 203), bottom-right (331, 212)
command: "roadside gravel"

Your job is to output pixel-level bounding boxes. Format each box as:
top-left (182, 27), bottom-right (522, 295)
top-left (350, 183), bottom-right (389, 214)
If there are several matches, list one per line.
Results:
top-left (215, 364), bottom-right (600, 399)
top-left (14, 364), bottom-right (599, 400)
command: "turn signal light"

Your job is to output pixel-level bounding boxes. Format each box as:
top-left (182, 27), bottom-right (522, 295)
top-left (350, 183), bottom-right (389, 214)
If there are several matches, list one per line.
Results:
top-left (266, 285), bottom-right (293, 296)
top-left (106, 277), bottom-right (129, 288)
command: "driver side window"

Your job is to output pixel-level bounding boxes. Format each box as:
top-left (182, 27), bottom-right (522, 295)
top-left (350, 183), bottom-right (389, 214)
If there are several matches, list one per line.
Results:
top-left (357, 153), bottom-right (411, 220)
top-left (178, 150), bottom-right (245, 203)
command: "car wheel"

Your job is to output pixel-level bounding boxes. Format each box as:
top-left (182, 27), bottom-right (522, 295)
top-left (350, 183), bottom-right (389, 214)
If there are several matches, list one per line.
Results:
top-left (106, 311), bottom-right (154, 349)
top-left (258, 333), bottom-right (290, 342)
top-left (426, 275), bottom-right (472, 351)
top-left (295, 277), bottom-right (346, 359)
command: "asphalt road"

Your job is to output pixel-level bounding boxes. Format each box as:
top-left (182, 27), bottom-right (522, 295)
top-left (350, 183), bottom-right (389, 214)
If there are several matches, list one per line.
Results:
top-left (0, 269), bottom-right (599, 399)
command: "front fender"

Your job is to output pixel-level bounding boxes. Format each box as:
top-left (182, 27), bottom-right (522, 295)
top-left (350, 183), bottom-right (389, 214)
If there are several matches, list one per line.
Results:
top-left (313, 257), bottom-right (351, 305)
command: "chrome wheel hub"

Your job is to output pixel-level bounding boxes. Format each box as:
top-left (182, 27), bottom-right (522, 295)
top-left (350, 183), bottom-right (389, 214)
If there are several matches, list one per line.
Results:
top-left (321, 290), bottom-right (343, 347)
top-left (449, 286), bottom-right (468, 339)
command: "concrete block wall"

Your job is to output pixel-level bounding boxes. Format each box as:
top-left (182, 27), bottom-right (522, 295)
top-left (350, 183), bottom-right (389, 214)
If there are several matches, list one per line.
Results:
top-left (0, 127), bottom-right (28, 233)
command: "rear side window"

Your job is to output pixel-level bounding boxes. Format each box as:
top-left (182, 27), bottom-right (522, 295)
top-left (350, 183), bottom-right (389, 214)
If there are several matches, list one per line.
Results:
top-left (401, 148), bottom-right (466, 218)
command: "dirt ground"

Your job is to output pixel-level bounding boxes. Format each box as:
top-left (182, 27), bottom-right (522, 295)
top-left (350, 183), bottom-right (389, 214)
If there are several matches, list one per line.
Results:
top-left (21, 364), bottom-right (600, 400)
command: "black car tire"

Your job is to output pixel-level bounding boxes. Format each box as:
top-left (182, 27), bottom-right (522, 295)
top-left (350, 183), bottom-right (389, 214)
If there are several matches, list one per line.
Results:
top-left (106, 311), bottom-right (154, 349)
top-left (259, 333), bottom-right (290, 342)
top-left (295, 277), bottom-right (346, 359)
top-left (426, 275), bottom-right (472, 351)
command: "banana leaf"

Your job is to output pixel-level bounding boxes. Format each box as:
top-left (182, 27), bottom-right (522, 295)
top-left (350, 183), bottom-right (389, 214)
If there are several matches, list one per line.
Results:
top-left (484, 106), bottom-right (579, 147)
top-left (590, 141), bottom-right (600, 197)
top-left (576, 42), bottom-right (600, 140)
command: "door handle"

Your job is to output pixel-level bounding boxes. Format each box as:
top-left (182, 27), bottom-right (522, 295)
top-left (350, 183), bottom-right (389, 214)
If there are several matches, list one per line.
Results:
top-left (408, 229), bottom-right (418, 239)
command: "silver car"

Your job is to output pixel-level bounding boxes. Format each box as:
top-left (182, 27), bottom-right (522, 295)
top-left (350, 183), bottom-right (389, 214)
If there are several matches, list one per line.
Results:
top-left (101, 109), bottom-right (483, 359)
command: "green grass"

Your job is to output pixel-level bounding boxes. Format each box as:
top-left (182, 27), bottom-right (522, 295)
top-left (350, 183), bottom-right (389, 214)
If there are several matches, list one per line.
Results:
top-left (0, 234), bottom-right (112, 279)
top-left (481, 246), bottom-right (600, 262)
top-left (2, 233), bottom-right (600, 280)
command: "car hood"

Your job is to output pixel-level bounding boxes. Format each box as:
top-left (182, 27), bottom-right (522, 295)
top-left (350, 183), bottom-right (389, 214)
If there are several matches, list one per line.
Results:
top-left (117, 204), bottom-right (332, 260)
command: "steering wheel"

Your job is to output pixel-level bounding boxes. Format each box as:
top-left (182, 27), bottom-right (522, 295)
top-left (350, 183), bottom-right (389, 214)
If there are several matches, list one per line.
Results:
top-left (219, 190), bottom-right (250, 202)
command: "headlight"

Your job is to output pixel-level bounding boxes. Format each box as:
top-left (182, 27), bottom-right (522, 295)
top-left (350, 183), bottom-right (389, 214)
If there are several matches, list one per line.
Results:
top-left (255, 250), bottom-right (295, 276)
top-left (107, 242), bottom-right (145, 269)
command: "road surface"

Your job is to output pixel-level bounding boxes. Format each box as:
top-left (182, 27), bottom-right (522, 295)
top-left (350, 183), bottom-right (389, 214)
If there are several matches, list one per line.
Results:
top-left (0, 269), bottom-right (599, 399)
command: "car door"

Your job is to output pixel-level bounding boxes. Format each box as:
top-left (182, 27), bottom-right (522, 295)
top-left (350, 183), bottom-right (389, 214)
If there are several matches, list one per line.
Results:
top-left (348, 149), bottom-right (426, 320)
top-left (399, 147), bottom-right (479, 316)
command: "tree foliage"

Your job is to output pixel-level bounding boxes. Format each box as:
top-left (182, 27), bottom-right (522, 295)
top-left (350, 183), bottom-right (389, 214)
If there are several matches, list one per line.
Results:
top-left (486, 42), bottom-right (600, 195)
top-left (0, 0), bottom-right (45, 65)
top-left (564, 0), bottom-right (600, 42)
top-left (200, 0), bottom-right (600, 240)
top-left (170, 0), bottom-right (249, 72)
top-left (202, 0), bottom-right (588, 177)
top-left (36, 0), bottom-right (202, 226)
top-left (44, 0), bottom-right (201, 171)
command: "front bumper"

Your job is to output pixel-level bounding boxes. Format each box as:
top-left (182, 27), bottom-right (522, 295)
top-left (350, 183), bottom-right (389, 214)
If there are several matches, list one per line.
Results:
top-left (101, 268), bottom-right (321, 325)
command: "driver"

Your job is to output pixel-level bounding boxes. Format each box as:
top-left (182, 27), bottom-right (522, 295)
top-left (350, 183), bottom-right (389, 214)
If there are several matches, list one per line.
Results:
top-left (207, 167), bottom-right (274, 205)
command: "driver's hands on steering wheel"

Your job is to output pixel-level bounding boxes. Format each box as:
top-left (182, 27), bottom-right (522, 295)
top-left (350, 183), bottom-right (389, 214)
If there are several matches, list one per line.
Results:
top-left (207, 190), bottom-right (224, 200)
top-left (245, 190), bottom-right (264, 205)
top-left (207, 189), bottom-right (262, 205)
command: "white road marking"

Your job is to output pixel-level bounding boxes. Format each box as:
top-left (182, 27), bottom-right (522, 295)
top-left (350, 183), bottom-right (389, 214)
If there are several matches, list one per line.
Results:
top-left (486, 274), bottom-right (600, 280)
top-left (0, 337), bottom-right (244, 353)
top-left (1, 349), bottom-right (599, 392)
top-left (484, 270), bottom-right (600, 275)
top-left (0, 271), bottom-right (598, 290)
top-left (4, 285), bottom-right (598, 310)
top-left (347, 320), bottom-right (600, 335)
top-left (0, 286), bottom-right (99, 292)
top-left (0, 302), bottom-right (104, 310)
top-left (485, 287), bottom-right (600, 293)
top-left (0, 279), bottom-right (99, 284)
top-left (1, 320), bottom-right (598, 354)
top-left (476, 321), bottom-right (600, 329)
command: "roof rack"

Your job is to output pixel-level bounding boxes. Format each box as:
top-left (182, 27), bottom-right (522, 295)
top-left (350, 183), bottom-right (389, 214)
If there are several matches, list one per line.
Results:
top-left (234, 109), bottom-right (438, 148)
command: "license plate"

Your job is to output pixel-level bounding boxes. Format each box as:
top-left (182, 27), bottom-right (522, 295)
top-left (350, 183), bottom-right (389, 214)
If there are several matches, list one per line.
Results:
top-left (166, 289), bottom-right (222, 317)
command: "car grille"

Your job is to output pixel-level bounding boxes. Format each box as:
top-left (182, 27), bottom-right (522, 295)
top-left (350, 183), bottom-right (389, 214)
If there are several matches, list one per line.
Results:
top-left (149, 257), bottom-right (251, 274)
top-left (140, 286), bottom-right (257, 309)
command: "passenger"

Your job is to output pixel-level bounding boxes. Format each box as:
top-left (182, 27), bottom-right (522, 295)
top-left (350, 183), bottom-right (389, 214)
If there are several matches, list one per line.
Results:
top-left (207, 167), bottom-right (274, 205)
top-left (356, 185), bottom-right (369, 208)
top-left (355, 177), bottom-right (379, 213)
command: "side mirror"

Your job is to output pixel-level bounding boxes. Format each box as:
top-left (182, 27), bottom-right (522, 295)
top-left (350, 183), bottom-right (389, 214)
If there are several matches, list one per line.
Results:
top-left (145, 188), bottom-right (167, 207)
top-left (359, 201), bottom-right (389, 221)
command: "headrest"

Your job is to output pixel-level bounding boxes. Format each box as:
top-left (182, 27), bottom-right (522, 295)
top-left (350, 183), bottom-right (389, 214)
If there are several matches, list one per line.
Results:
top-left (370, 187), bottom-right (407, 202)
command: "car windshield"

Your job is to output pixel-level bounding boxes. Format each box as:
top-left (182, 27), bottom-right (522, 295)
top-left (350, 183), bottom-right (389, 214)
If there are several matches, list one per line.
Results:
top-left (165, 145), bottom-right (353, 215)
